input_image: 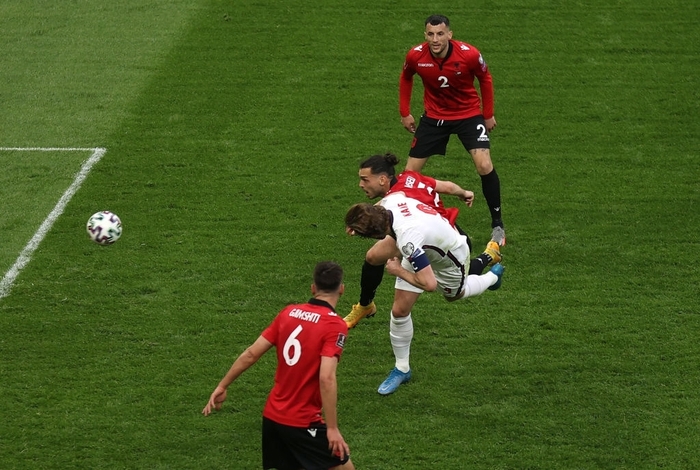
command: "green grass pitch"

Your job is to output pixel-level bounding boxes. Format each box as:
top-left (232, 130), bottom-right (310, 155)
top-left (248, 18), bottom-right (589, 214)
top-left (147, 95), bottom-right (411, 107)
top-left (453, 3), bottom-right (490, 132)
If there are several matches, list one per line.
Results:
top-left (1, 0), bottom-right (698, 468)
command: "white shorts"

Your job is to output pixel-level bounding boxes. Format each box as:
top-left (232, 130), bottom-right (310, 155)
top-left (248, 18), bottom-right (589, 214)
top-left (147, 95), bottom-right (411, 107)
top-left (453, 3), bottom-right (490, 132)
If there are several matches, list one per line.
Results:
top-left (394, 236), bottom-right (470, 298)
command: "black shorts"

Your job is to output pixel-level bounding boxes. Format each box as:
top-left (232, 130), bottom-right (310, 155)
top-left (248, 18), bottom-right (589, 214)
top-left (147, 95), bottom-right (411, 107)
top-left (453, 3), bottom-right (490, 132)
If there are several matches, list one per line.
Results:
top-left (262, 417), bottom-right (349, 470)
top-left (409, 114), bottom-right (490, 158)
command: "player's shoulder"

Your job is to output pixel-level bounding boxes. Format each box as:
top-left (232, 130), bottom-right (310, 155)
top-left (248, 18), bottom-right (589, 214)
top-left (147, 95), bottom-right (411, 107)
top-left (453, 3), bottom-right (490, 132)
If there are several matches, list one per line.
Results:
top-left (406, 42), bottom-right (430, 58)
top-left (451, 40), bottom-right (480, 56)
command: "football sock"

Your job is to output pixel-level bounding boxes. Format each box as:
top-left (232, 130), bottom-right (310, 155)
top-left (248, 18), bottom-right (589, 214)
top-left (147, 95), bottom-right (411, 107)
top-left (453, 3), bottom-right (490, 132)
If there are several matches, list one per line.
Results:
top-left (469, 254), bottom-right (491, 275)
top-left (480, 169), bottom-right (503, 227)
top-left (359, 260), bottom-right (384, 306)
top-left (390, 312), bottom-right (413, 373)
top-left (459, 272), bottom-right (498, 299)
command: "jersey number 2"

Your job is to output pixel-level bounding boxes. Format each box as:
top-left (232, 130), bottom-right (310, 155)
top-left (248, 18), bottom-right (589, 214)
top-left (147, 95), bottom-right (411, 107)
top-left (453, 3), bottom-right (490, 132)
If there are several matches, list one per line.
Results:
top-left (438, 76), bottom-right (449, 88)
top-left (283, 325), bottom-right (303, 366)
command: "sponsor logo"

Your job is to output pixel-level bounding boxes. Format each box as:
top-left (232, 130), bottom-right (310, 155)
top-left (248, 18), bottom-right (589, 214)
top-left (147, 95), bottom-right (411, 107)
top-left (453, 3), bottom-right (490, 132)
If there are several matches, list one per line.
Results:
top-left (401, 242), bottom-right (415, 257)
top-left (460, 44), bottom-right (470, 51)
top-left (308, 428), bottom-right (317, 438)
top-left (417, 63), bottom-right (434, 67)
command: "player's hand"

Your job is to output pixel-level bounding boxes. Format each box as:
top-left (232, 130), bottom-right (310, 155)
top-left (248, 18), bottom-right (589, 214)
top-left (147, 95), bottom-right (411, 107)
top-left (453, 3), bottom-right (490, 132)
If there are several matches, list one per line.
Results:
top-left (345, 226), bottom-right (356, 236)
top-left (462, 190), bottom-right (474, 207)
top-left (326, 427), bottom-right (350, 461)
top-left (401, 114), bottom-right (416, 133)
top-left (385, 257), bottom-right (402, 276)
top-left (485, 116), bottom-right (497, 132)
top-left (202, 386), bottom-right (227, 416)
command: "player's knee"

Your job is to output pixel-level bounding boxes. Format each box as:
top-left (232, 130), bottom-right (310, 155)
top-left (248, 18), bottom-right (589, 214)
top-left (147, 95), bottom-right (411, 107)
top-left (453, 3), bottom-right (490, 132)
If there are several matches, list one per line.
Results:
top-left (365, 251), bottom-right (385, 266)
top-left (390, 305), bottom-right (411, 317)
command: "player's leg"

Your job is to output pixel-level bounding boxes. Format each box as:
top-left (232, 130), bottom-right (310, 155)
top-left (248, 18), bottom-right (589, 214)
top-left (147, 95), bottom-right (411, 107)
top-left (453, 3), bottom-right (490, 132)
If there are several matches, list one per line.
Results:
top-left (456, 116), bottom-right (505, 244)
top-left (470, 148), bottom-right (505, 243)
top-left (270, 419), bottom-right (353, 470)
top-left (378, 286), bottom-right (420, 395)
top-left (468, 240), bottom-right (502, 275)
top-left (261, 417), bottom-right (302, 470)
top-left (447, 264), bottom-right (505, 301)
top-left (405, 115), bottom-right (451, 173)
top-left (345, 237), bottom-right (400, 328)
top-left (435, 237), bottom-right (503, 301)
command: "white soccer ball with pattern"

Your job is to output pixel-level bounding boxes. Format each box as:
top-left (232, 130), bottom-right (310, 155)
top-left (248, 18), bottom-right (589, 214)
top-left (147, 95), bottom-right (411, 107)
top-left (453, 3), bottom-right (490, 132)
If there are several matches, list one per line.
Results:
top-left (86, 211), bottom-right (122, 245)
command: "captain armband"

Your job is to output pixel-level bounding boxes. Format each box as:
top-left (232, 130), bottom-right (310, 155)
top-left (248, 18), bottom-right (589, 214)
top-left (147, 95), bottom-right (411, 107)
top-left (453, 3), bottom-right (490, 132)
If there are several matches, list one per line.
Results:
top-left (409, 249), bottom-right (430, 272)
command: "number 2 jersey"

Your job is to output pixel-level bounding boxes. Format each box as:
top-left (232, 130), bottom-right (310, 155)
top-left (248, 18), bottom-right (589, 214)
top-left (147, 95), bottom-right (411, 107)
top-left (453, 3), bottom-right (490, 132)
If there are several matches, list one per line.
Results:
top-left (399, 39), bottom-right (494, 120)
top-left (261, 298), bottom-right (348, 427)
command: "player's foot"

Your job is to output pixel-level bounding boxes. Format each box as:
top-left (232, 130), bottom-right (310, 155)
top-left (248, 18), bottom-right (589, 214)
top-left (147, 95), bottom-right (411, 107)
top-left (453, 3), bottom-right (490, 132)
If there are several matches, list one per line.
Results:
top-left (483, 241), bottom-right (502, 267)
top-left (344, 301), bottom-right (377, 329)
top-left (488, 263), bottom-right (505, 291)
top-left (491, 225), bottom-right (506, 247)
top-left (378, 368), bottom-right (412, 395)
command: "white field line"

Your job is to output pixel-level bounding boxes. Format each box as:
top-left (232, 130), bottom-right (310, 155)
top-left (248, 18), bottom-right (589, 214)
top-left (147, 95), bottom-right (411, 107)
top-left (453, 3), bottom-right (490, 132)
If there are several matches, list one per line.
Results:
top-left (0, 147), bottom-right (102, 151)
top-left (0, 147), bottom-right (107, 299)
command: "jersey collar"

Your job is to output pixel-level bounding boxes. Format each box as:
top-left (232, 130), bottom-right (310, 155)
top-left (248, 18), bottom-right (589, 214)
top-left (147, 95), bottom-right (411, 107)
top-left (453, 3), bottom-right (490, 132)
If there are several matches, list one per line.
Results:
top-left (309, 298), bottom-right (334, 311)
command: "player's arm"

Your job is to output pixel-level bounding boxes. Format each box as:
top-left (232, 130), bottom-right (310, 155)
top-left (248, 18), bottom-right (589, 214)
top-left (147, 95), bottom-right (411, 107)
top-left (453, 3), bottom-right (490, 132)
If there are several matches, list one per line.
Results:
top-left (202, 335), bottom-right (273, 416)
top-left (434, 179), bottom-right (474, 207)
top-left (385, 252), bottom-right (438, 292)
top-left (319, 355), bottom-right (350, 460)
top-left (366, 235), bottom-right (402, 266)
top-left (473, 54), bottom-right (496, 130)
top-left (399, 59), bottom-right (417, 133)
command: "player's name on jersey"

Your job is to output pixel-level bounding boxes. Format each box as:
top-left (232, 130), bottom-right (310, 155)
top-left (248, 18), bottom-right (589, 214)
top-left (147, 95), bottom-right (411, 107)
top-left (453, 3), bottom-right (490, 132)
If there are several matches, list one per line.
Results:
top-left (288, 308), bottom-right (321, 323)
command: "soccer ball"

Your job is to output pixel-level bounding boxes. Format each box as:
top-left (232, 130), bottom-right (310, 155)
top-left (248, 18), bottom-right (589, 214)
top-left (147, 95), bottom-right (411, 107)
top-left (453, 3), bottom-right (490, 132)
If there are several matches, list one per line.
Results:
top-left (86, 211), bottom-right (122, 245)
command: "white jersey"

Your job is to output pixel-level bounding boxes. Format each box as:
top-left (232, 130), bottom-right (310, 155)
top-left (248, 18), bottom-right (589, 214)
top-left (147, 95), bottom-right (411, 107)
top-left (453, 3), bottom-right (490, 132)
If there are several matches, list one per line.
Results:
top-left (380, 193), bottom-right (469, 296)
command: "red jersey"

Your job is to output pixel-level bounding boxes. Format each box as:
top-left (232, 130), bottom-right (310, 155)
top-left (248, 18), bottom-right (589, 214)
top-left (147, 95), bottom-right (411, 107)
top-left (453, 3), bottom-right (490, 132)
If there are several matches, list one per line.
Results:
top-left (399, 39), bottom-right (494, 120)
top-left (386, 170), bottom-right (459, 226)
top-left (261, 298), bottom-right (348, 427)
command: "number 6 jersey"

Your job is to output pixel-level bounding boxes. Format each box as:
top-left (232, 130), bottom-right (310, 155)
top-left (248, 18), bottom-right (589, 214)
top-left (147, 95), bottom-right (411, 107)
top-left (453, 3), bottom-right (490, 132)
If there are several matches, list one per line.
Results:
top-left (261, 298), bottom-right (348, 427)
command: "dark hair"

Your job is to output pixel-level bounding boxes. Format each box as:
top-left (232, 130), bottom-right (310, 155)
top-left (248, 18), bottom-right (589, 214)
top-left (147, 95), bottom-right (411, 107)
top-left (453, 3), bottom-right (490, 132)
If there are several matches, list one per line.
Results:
top-left (359, 153), bottom-right (400, 178)
top-left (425, 14), bottom-right (450, 28)
top-left (345, 203), bottom-right (391, 239)
top-left (313, 261), bottom-right (344, 292)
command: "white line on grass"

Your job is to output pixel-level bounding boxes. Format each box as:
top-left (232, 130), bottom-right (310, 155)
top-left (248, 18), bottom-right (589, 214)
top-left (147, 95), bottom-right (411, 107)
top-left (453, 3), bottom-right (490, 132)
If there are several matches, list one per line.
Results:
top-left (0, 147), bottom-right (102, 152)
top-left (0, 147), bottom-right (107, 300)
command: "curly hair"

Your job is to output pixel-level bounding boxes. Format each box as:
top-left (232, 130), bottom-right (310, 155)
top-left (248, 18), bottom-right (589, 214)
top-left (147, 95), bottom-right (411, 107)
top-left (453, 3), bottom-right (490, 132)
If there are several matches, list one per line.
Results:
top-left (344, 203), bottom-right (391, 239)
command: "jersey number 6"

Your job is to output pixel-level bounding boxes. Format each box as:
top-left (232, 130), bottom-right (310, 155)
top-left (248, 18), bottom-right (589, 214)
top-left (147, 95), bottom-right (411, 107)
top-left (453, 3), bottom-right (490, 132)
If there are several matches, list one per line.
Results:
top-left (283, 325), bottom-right (303, 366)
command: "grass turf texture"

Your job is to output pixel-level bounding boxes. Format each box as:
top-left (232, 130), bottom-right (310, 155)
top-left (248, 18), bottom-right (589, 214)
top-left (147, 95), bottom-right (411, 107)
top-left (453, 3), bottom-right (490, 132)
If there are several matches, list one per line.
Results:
top-left (1, 0), bottom-right (699, 468)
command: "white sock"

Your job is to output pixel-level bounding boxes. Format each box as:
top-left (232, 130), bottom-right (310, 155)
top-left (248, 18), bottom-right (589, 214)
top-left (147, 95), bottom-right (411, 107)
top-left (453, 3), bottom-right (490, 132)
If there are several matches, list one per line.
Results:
top-left (460, 272), bottom-right (497, 299)
top-left (390, 312), bottom-right (413, 373)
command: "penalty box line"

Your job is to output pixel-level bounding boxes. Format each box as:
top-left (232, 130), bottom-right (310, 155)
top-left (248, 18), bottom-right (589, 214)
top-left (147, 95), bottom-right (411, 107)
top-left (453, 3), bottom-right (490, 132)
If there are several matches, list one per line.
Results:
top-left (0, 147), bottom-right (107, 300)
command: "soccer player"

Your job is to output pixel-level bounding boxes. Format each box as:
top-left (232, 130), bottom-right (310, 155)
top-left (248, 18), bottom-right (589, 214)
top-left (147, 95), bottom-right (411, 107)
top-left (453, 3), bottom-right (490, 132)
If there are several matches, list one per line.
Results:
top-left (345, 197), bottom-right (504, 395)
top-left (344, 153), bottom-right (501, 329)
top-left (399, 14), bottom-right (506, 245)
top-left (202, 261), bottom-right (354, 470)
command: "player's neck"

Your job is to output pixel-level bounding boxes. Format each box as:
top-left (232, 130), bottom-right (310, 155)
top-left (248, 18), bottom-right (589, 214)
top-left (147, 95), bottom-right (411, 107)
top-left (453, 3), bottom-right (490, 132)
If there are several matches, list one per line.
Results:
top-left (314, 293), bottom-right (339, 309)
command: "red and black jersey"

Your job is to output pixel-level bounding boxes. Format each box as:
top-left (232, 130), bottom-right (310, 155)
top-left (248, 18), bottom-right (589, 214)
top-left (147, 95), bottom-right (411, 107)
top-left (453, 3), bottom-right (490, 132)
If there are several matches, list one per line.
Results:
top-left (386, 170), bottom-right (459, 226)
top-left (399, 39), bottom-right (494, 120)
top-left (261, 298), bottom-right (347, 427)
